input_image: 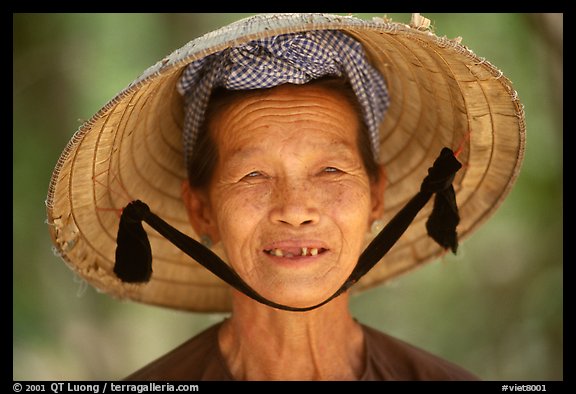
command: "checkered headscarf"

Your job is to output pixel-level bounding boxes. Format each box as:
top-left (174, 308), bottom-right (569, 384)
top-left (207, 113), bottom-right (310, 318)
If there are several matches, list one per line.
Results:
top-left (177, 30), bottom-right (390, 168)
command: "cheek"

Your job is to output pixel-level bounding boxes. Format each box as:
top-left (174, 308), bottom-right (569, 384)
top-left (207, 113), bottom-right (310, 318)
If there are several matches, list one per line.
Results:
top-left (211, 186), bottom-right (270, 244)
top-left (323, 177), bottom-right (371, 213)
top-left (329, 183), bottom-right (372, 236)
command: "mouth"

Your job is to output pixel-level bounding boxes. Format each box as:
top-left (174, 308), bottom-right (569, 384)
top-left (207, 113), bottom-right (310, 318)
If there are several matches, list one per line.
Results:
top-left (263, 246), bottom-right (328, 258)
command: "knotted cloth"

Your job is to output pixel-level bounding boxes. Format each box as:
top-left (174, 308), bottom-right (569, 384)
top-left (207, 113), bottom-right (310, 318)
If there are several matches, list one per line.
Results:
top-left (177, 30), bottom-right (390, 168)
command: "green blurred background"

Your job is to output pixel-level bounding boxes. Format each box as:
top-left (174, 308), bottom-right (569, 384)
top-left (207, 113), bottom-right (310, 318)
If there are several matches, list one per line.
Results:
top-left (13, 13), bottom-right (563, 381)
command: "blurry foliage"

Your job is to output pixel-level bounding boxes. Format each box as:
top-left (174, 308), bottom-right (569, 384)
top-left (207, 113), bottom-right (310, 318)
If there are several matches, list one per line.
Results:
top-left (13, 13), bottom-right (562, 380)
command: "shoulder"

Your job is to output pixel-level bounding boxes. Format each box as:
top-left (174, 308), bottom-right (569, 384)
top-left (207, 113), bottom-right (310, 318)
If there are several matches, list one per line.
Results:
top-left (360, 324), bottom-right (480, 381)
top-left (123, 321), bottom-right (233, 381)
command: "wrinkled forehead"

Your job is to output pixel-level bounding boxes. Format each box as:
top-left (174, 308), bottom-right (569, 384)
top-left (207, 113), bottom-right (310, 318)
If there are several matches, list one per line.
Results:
top-left (209, 80), bottom-right (362, 127)
top-left (207, 84), bottom-right (363, 160)
top-left (207, 83), bottom-right (362, 145)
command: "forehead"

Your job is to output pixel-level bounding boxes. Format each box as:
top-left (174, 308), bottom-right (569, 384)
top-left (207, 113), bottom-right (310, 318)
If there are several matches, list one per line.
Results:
top-left (207, 83), bottom-right (362, 153)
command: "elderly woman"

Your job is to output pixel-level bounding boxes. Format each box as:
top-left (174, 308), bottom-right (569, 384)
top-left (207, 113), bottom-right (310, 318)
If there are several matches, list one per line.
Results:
top-left (46, 13), bottom-right (525, 380)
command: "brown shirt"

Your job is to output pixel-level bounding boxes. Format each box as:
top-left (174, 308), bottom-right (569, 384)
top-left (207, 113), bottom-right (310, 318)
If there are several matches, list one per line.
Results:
top-left (124, 321), bottom-right (479, 381)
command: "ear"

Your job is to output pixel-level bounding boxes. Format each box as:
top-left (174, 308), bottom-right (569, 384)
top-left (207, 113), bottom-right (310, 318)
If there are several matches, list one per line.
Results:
top-left (181, 181), bottom-right (220, 243)
top-left (369, 164), bottom-right (387, 223)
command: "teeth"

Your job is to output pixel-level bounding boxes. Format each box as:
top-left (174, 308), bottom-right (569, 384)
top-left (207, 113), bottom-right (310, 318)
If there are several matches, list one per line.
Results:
top-left (268, 247), bottom-right (321, 257)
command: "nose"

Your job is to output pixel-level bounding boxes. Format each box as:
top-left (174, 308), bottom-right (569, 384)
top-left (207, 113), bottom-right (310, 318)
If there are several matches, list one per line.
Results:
top-left (269, 178), bottom-right (320, 227)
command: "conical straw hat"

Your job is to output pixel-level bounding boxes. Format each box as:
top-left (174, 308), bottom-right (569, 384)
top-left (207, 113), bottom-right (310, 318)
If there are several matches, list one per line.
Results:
top-left (46, 13), bottom-right (525, 312)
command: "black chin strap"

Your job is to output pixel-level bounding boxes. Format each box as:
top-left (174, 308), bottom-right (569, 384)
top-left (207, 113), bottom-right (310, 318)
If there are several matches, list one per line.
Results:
top-left (113, 147), bottom-right (462, 312)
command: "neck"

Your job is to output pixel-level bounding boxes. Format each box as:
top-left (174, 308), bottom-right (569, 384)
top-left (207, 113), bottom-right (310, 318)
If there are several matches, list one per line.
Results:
top-left (218, 291), bottom-right (365, 380)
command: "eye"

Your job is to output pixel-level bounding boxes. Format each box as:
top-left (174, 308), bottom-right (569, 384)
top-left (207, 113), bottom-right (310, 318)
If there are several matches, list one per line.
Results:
top-left (241, 171), bottom-right (267, 181)
top-left (322, 167), bottom-right (341, 174)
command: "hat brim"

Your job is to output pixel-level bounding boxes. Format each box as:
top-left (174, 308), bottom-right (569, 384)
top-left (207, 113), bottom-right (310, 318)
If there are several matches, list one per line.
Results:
top-left (46, 13), bottom-right (525, 312)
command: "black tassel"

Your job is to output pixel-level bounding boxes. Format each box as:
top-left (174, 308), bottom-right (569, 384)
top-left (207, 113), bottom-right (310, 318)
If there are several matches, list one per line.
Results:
top-left (426, 185), bottom-right (459, 253)
top-left (421, 147), bottom-right (462, 253)
top-left (113, 200), bottom-right (153, 283)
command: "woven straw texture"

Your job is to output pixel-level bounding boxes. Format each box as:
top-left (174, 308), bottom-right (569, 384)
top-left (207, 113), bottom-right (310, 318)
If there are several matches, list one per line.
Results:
top-left (46, 13), bottom-right (525, 312)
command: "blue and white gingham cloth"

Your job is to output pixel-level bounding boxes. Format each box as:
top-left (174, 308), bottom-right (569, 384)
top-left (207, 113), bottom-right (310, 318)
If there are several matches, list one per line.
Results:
top-left (177, 30), bottom-right (389, 166)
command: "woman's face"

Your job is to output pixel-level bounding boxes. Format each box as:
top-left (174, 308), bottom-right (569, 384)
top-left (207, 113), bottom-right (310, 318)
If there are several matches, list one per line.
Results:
top-left (184, 84), bottom-right (384, 308)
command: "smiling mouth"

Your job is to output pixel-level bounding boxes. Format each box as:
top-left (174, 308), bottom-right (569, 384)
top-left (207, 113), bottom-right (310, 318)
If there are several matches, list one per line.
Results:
top-left (264, 247), bottom-right (328, 258)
